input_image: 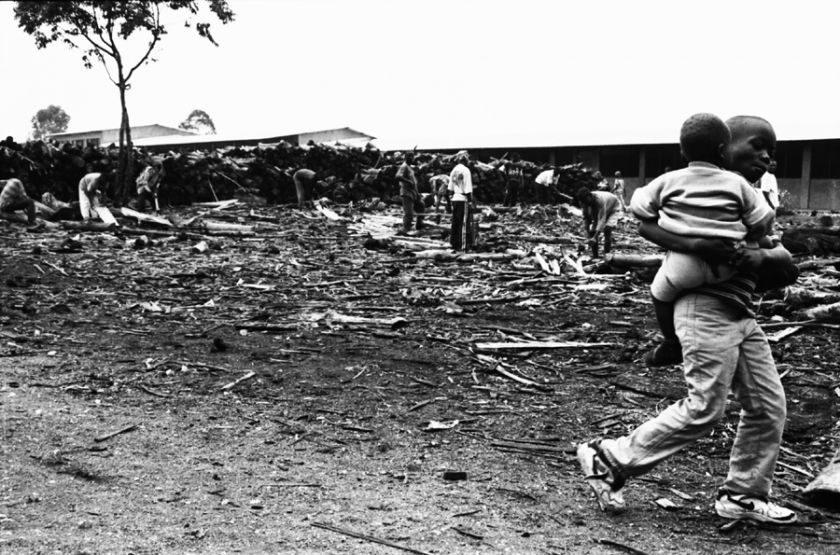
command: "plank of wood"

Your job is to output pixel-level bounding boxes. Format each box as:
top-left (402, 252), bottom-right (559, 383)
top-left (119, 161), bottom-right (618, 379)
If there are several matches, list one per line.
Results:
top-left (120, 206), bottom-right (174, 227)
top-left (220, 371), bottom-right (256, 391)
top-left (474, 341), bottom-right (613, 350)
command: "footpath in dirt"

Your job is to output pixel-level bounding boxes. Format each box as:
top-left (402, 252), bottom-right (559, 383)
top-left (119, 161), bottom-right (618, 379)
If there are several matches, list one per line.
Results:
top-left (1, 200), bottom-right (839, 554)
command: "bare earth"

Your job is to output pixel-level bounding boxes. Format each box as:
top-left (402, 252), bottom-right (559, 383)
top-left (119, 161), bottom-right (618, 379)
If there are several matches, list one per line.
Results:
top-left (1, 203), bottom-right (838, 554)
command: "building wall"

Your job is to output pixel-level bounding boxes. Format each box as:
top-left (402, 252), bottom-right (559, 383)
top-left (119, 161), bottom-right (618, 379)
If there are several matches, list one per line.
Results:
top-left (298, 128), bottom-right (371, 146)
top-left (50, 125), bottom-right (192, 147)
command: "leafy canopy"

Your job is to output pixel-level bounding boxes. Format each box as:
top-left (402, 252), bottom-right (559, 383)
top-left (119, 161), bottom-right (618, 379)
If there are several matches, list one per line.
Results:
top-left (179, 109), bottom-right (216, 135)
top-left (31, 104), bottom-right (71, 140)
top-left (14, 1), bottom-right (234, 85)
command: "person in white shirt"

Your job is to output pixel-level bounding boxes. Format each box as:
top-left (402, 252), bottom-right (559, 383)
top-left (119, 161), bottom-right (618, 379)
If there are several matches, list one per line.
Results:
top-left (534, 167), bottom-right (555, 204)
top-left (759, 160), bottom-right (780, 211)
top-left (448, 151), bottom-right (474, 251)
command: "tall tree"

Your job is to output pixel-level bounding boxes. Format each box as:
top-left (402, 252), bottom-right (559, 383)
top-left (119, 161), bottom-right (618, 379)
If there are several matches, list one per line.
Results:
top-left (31, 104), bottom-right (71, 140)
top-left (14, 1), bottom-right (234, 201)
top-left (179, 109), bottom-right (217, 135)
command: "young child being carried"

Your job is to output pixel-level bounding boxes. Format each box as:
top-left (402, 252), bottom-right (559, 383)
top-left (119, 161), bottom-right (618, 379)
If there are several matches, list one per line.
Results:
top-left (630, 113), bottom-right (775, 366)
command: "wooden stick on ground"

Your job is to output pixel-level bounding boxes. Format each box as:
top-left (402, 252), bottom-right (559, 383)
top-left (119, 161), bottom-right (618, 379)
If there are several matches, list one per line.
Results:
top-left (311, 522), bottom-right (433, 555)
top-left (94, 424), bottom-right (138, 443)
top-left (220, 371), bottom-right (256, 391)
top-left (474, 341), bottom-right (613, 351)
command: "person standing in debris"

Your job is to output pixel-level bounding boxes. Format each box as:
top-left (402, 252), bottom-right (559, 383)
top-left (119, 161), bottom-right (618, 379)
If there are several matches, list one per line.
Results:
top-left (396, 152), bottom-right (423, 233)
top-left (78, 171), bottom-right (108, 221)
top-left (577, 115), bottom-right (799, 526)
top-left (612, 171), bottom-right (627, 211)
top-left (760, 159), bottom-right (780, 211)
top-left (448, 152), bottom-right (474, 251)
top-left (0, 178), bottom-right (38, 227)
top-left (134, 157), bottom-right (165, 213)
top-left (502, 153), bottom-right (525, 207)
top-left (534, 166), bottom-right (556, 204)
top-left (576, 186), bottom-right (620, 257)
top-left (630, 113), bottom-right (774, 367)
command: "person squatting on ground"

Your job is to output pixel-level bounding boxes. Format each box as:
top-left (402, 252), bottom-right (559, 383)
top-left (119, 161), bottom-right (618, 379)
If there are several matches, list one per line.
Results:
top-left (577, 115), bottom-right (800, 526)
top-left (0, 178), bottom-right (38, 226)
top-left (612, 171), bottom-right (627, 211)
top-left (576, 186), bottom-right (620, 257)
top-left (448, 152), bottom-right (474, 251)
top-left (502, 153), bottom-right (525, 207)
top-left (396, 152), bottom-right (424, 233)
top-left (292, 168), bottom-right (316, 209)
top-left (134, 157), bottom-right (165, 213)
top-left (630, 113), bottom-right (775, 367)
top-left (78, 171), bottom-right (108, 221)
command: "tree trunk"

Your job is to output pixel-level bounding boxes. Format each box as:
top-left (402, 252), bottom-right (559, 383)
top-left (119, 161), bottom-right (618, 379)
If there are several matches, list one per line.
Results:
top-left (116, 85), bottom-right (127, 204)
top-left (124, 101), bottom-right (133, 207)
top-left (782, 226), bottom-right (840, 256)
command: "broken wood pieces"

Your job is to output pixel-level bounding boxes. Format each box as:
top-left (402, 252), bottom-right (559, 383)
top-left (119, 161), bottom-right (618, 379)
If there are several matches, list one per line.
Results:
top-left (311, 522), bottom-right (433, 555)
top-left (473, 340), bottom-right (613, 351)
top-left (120, 207), bottom-right (174, 227)
top-left (220, 371), bottom-right (256, 391)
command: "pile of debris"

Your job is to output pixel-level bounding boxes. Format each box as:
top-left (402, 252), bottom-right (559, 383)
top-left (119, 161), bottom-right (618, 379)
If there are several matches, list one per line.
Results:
top-left (0, 137), bottom-right (598, 207)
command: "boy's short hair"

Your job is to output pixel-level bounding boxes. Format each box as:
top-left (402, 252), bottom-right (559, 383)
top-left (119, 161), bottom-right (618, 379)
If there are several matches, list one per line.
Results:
top-left (725, 115), bottom-right (776, 141)
top-left (680, 113), bottom-right (730, 164)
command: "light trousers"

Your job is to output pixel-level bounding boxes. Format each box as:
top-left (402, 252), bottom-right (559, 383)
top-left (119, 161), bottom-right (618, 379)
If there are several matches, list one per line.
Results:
top-left (601, 293), bottom-right (786, 497)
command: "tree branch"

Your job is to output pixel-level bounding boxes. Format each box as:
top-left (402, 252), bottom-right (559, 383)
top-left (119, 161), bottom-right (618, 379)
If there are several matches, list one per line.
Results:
top-left (124, 5), bottom-right (161, 82)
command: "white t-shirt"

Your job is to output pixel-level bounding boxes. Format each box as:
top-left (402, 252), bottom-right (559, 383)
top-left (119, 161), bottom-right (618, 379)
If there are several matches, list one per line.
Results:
top-left (759, 172), bottom-right (780, 210)
top-left (535, 169), bottom-right (554, 186)
top-left (448, 164), bottom-right (473, 201)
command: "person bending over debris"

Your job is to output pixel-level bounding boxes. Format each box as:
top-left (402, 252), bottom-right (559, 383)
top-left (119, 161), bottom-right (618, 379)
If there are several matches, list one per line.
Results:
top-left (134, 157), bottom-right (166, 213)
top-left (396, 152), bottom-right (423, 233)
top-left (577, 115), bottom-right (800, 526)
top-left (0, 178), bottom-right (38, 227)
top-left (448, 152), bottom-right (475, 251)
top-left (293, 168), bottom-right (316, 209)
top-left (429, 174), bottom-right (451, 213)
top-left (630, 113), bottom-right (774, 368)
top-left (78, 171), bottom-right (109, 221)
top-left (575, 186), bottom-right (619, 257)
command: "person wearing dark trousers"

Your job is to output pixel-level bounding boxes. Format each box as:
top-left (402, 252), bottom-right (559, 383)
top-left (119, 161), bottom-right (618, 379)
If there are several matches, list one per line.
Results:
top-left (448, 152), bottom-right (474, 251)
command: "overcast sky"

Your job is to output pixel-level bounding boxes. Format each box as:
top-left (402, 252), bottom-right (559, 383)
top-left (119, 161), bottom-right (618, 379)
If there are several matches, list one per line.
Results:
top-left (2, 0), bottom-right (840, 150)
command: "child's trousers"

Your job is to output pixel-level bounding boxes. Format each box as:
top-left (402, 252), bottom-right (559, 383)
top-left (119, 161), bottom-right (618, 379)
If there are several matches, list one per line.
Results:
top-left (600, 293), bottom-right (786, 498)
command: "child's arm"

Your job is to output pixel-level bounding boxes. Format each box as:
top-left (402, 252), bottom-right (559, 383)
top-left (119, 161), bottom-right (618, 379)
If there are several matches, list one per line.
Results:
top-left (730, 240), bottom-right (799, 291)
top-left (628, 178), bottom-right (663, 221)
top-left (638, 220), bottom-right (736, 266)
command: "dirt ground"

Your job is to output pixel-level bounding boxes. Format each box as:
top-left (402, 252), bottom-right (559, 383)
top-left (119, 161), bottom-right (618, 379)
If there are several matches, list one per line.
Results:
top-left (1, 202), bottom-right (839, 555)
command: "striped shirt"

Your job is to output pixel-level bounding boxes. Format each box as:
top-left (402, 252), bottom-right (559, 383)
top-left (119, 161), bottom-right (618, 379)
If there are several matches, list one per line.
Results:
top-left (631, 162), bottom-right (773, 240)
top-left (693, 273), bottom-right (759, 317)
top-left (0, 178), bottom-right (28, 209)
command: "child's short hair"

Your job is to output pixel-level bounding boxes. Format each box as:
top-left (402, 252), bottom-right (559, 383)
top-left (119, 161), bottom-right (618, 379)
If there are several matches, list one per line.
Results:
top-left (679, 113), bottom-right (730, 164)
